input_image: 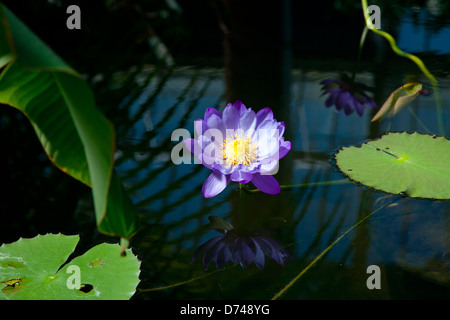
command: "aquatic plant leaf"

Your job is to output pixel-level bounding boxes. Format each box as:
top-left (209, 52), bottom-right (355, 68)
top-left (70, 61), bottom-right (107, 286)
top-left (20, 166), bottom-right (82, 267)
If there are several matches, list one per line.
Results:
top-left (371, 83), bottom-right (423, 122)
top-left (333, 132), bottom-right (450, 200)
top-left (0, 234), bottom-right (141, 300)
top-left (0, 4), bottom-right (139, 239)
top-left (207, 216), bottom-right (234, 232)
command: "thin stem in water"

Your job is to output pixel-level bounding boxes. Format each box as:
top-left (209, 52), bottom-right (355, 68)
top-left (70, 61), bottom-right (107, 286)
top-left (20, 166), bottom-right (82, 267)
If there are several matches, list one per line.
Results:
top-left (138, 268), bottom-right (228, 293)
top-left (271, 199), bottom-right (394, 300)
top-left (247, 179), bottom-right (350, 193)
top-left (352, 26), bottom-right (369, 82)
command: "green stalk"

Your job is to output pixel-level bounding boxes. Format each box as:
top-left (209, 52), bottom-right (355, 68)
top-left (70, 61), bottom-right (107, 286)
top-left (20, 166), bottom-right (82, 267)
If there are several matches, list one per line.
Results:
top-left (138, 268), bottom-right (229, 293)
top-left (271, 199), bottom-right (394, 300)
top-left (120, 237), bottom-right (129, 256)
top-left (361, 0), bottom-right (444, 135)
top-left (407, 106), bottom-right (431, 133)
top-left (247, 179), bottom-right (350, 193)
top-left (353, 26), bottom-right (369, 82)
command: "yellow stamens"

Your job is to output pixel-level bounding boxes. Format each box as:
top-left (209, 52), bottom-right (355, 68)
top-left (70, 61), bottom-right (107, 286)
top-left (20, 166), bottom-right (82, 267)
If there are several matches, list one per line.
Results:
top-left (221, 134), bottom-right (257, 166)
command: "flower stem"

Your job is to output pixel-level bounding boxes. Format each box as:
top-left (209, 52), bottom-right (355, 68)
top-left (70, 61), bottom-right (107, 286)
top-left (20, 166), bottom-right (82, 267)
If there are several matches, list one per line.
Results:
top-left (138, 268), bottom-right (229, 293)
top-left (246, 179), bottom-right (350, 193)
top-left (352, 26), bottom-right (369, 82)
top-left (120, 237), bottom-right (129, 256)
top-left (407, 106), bottom-right (431, 134)
top-left (238, 183), bottom-right (245, 226)
top-left (271, 198), bottom-right (395, 300)
top-left (361, 0), bottom-right (444, 135)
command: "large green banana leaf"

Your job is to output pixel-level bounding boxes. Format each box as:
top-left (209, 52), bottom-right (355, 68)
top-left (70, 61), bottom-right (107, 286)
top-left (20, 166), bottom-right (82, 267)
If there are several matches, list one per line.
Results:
top-left (0, 4), bottom-right (139, 240)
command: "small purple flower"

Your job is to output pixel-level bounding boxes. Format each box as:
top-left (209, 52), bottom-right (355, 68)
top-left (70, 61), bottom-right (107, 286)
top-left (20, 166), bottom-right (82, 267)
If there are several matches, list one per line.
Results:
top-left (320, 74), bottom-right (376, 116)
top-left (192, 217), bottom-right (292, 270)
top-left (419, 88), bottom-right (432, 96)
top-left (184, 101), bottom-right (291, 198)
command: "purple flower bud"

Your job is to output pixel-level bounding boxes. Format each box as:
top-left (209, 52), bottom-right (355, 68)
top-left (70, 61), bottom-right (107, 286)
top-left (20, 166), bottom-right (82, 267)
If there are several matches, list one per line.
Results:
top-left (320, 75), bottom-right (377, 116)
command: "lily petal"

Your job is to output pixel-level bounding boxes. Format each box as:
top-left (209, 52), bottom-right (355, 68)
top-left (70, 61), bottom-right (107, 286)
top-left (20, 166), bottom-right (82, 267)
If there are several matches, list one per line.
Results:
top-left (195, 119), bottom-right (206, 136)
top-left (205, 113), bottom-right (226, 136)
top-left (204, 107), bottom-right (222, 121)
top-left (278, 138), bottom-right (291, 159)
top-left (256, 107), bottom-right (274, 127)
top-left (230, 171), bottom-right (253, 184)
top-left (325, 89), bottom-right (340, 107)
top-left (233, 100), bottom-right (247, 115)
top-left (202, 171), bottom-right (230, 198)
top-left (238, 107), bottom-right (257, 133)
top-left (251, 173), bottom-right (281, 195)
top-left (222, 102), bottom-right (240, 130)
top-left (337, 91), bottom-right (351, 111)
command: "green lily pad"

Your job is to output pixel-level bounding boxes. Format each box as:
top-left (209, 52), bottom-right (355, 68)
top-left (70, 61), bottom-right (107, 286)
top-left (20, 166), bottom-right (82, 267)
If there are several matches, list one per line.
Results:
top-left (333, 132), bottom-right (450, 200)
top-left (0, 234), bottom-right (141, 300)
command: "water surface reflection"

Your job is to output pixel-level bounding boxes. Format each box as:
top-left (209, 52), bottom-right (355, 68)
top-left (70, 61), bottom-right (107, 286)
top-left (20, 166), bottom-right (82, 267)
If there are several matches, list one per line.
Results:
top-left (115, 65), bottom-right (449, 299)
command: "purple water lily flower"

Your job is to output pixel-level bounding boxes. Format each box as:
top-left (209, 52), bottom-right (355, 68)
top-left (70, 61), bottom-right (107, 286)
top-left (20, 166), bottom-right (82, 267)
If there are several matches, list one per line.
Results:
top-left (192, 219), bottom-right (292, 270)
top-left (184, 101), bottom-right (291, 198)
top-left (320, 74), bottom-right (376, 116)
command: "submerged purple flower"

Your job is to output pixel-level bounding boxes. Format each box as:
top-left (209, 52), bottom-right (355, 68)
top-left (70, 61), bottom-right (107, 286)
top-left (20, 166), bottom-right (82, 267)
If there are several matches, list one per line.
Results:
top-left (192, 217), bottom-right (292, 270)
top-left (184, 101), bottom-right (291, 198)
top-left (320, 74), bottom-right (376, 116)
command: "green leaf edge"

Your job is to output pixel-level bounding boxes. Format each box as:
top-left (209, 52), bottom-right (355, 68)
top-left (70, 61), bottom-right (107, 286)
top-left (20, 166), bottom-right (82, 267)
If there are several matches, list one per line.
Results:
top-left (0, 233), bottom-right (141, 300)
top-left (330, 131), bottom-right (450, 201)
top-left (0, 4), bottom-right (140, 239)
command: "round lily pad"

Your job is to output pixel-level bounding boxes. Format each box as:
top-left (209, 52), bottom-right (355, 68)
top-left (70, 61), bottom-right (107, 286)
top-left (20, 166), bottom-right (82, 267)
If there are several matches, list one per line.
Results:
top-left (333, 132), bottom-right (450, 200)
top-left (0, 234), bottom-right (141, 300)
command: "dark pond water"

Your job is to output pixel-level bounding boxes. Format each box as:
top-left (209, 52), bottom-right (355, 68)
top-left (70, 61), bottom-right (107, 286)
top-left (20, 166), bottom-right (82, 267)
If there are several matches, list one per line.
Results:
top-left (1, 0), bottom-right (449, 300)
top-left (115, 67), bottom-right (450, 300)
